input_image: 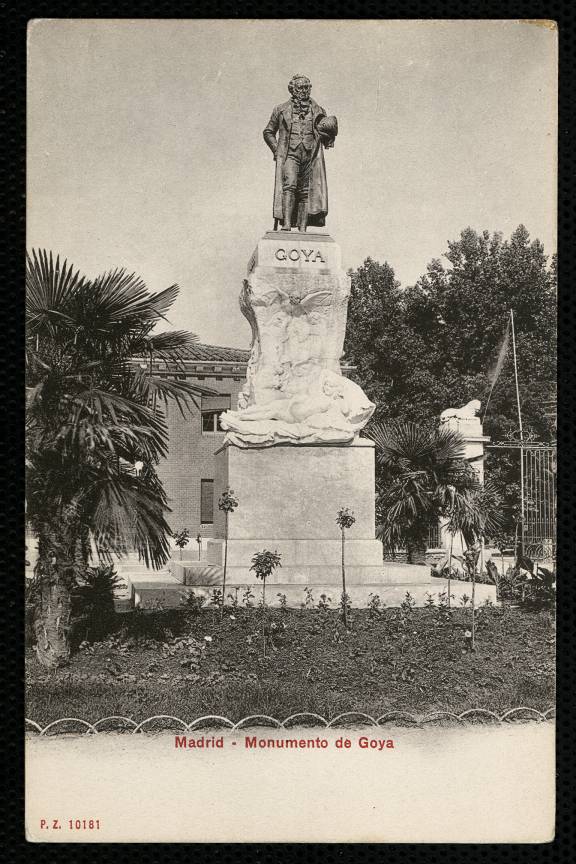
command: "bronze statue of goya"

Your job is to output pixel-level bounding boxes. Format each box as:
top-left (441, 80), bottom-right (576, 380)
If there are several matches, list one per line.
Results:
top-left (263, 75), bottom-right (338, 233)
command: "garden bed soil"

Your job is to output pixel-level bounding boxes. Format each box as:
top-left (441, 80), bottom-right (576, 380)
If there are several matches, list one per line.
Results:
top-left (26, 606), bottom-right (555, 724)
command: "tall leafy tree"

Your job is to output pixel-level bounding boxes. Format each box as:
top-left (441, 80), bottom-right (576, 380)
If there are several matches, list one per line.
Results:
top-left (26, 250), bottom-right (201, 668)
top-left (404, 225), bottom-right (555, 435)
top-left (345, 227), bottom-right (556, 537)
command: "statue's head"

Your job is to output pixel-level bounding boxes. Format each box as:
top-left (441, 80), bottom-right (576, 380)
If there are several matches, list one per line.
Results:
top-left (288, 75), bottom-right (312, 100)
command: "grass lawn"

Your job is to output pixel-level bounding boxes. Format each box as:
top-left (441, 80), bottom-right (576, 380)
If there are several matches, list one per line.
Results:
top-left (26, 605), bottom-right (555, 725)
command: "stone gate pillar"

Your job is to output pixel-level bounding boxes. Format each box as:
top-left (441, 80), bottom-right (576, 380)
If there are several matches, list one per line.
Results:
top-left (439, 402), bottom-right (490, 557)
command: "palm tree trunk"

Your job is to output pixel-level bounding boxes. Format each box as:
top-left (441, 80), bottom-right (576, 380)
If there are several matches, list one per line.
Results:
top-left (34, 577), bottom-right (72, 668)
top-left (33, 528), bottom-right (74, 669)
top-left (33, 504), bottom-right (86, 668)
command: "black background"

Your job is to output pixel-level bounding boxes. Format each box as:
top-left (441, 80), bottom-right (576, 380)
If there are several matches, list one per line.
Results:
top-left (2, 2), bottom-right (574, 860)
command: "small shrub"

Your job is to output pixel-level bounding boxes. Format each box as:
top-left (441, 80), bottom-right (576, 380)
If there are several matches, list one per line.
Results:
top-left (317, 593), bottom-right (331, 611)
top-left (218, 487), bottom-right (239, 616)
top-left (242, 586), bottom-right (255, 608)
top-left (227, 587), bottom-right (241, 610)
top-left (367, 593), bottom-right (383, 616)
top-left (424, 592), bottom-right (436, 608)
top-left (336, 507), bottom-right (356, 629)
top-left (72, 564), bottom-right (125, 642)
top-left (180, 590), bottom-right (206, 615)
top-left (250, 549), bottom-right (282, 657)
top-left (277, 592), bottom-right (288, 612)
top-left (302, 587), bottom-right (315, 610)
top-left (436, 589), bottom-right (453, 623)
top-left (400, 592), bottom-right (416, 615)
top-left (210, 588), bottom-right (223, 609)
top-left (523, 567), bottom-right (556, 610)
top-left (339, 591), bottom-right (352, 623)
top-left (173, 528), bottom-right (191, 560)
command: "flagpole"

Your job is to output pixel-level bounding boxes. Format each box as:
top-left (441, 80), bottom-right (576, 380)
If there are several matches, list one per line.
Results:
top-left (510, 309), bottom-right (525, 557)
top-left (482, 313), bottom-right (511, 423)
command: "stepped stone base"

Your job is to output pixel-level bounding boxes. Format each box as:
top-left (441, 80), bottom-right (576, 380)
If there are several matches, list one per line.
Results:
top-left (170, 559), bottom-right (430, 586)
top-left (130, 574), bottom-right (497, 610)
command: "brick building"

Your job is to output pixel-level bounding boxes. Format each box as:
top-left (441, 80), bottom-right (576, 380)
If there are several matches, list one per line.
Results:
top-left (149, 343), bottom-right (250, 540)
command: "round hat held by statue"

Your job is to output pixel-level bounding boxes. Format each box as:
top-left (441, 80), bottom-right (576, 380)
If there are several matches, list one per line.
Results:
top-left (316, 115), bottom-right (338, 138)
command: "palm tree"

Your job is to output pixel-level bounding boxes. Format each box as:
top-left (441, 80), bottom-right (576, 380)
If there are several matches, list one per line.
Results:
top-left (26, 250), bottom-right (202, 668)
top-left (367, 421), bottom-right (479, 564)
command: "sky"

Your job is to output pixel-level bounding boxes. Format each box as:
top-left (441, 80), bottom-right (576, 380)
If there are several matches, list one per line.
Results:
top-left (27, 19), bottom-right (557, 349)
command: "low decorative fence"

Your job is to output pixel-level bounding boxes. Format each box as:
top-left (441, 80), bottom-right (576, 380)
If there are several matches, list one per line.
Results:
top-left (26, 707), bottom-right (555, 736)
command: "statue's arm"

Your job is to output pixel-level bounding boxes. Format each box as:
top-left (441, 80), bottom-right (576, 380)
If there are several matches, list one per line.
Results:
top-left (263, 107), bottom-right (280, 158)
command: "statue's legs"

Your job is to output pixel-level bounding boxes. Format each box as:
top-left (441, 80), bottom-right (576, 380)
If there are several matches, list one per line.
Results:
top-left (297, 200), bottom-right (308, 232)
top-left (281, 154), bottom-right (299, 229)
top-left (282, 191), bottom-right (296, 230)
top-left (295, 146), bottom-right (312, 233)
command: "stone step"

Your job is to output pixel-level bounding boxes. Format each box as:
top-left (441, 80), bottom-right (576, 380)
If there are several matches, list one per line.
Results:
top-left (170, 560), bottom-right (431, 586)
top-left (133, 578), bottom-right (497, 611)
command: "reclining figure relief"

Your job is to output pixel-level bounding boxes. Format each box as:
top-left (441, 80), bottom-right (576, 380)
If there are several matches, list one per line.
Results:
top-left (220, 367), bottom-right (375, 448)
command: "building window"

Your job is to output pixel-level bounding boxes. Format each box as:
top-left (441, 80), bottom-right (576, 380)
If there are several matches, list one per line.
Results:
top-left (201, 394), bottom-right (231, 434)
top-left (427, 522), bottom-right (441, 549)
top-left (201, 411), bottom-right (225, 433)
top-left (201, 479), bottom-right (214, 524)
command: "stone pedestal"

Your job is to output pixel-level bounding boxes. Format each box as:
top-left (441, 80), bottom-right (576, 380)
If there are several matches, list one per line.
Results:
top-left (439, 414), bottom-right (491, 557)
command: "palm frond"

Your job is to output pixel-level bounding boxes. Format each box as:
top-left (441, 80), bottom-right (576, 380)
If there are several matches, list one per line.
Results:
top-left (26, 249), bottom-right (87, 336)
top-left (146, 283), bottom-right (181, 321)
top-left (49, 388), bottom-right (169, 461)
top-left (126, 367), bottom-right (207, 416)
top-left (368, 420), bottom-right (466, 470)
top-left (89, 473), bottom-right (172, 569)
top-left (136, 330), bottom-right (199, 358)
top-left (447, 480), bottom-right (504, 545)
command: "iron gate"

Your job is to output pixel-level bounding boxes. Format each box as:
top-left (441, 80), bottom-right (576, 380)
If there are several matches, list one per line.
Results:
top-left (522, 445), bottom-right (556, 560)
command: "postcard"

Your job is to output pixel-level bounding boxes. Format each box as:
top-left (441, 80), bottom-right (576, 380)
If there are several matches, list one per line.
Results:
top-left (25, 18), bottom-right (557, 843)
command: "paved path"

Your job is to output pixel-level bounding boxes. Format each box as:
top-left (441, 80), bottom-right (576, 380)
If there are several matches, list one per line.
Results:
top-left (26, 722), bottom-right (554, 842)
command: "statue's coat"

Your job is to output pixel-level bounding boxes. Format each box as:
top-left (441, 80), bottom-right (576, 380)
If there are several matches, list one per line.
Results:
top-left (263, 99), bottom-right (332, 227)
